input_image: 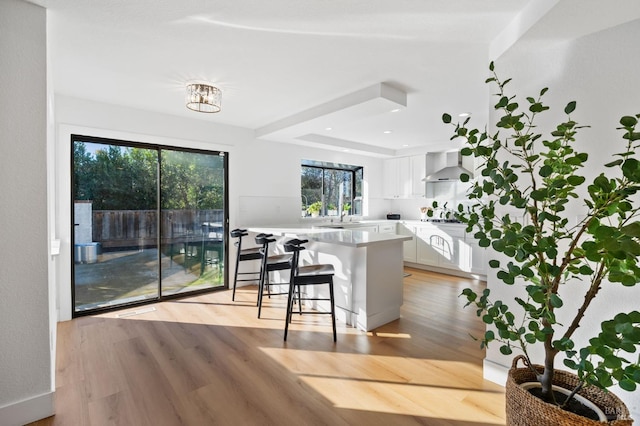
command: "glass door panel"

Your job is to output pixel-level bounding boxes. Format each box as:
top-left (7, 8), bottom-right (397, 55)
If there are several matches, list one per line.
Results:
top-left (160, 150), bottom-right (226, 296)
top-left (73, 140), bottom-right (160, 313)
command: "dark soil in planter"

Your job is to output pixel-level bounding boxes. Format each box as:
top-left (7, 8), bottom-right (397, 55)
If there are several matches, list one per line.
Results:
top-left (528, 388), bottom-right (600, 421)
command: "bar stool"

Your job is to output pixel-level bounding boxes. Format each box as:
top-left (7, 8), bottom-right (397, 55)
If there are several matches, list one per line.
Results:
top-left (255, 234), bottom-right (293, 318)
top-left (283, 239), bottom-right (337, 342)
top-left (230, 229), bottom-right (262, 301)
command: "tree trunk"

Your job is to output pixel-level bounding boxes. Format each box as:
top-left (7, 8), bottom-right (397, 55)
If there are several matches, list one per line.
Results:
top-left (540, 350), bottom-right (556, 403)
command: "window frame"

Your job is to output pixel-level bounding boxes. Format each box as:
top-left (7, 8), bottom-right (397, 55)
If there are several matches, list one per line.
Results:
top-left (301, 161), bottom-right (363, 218)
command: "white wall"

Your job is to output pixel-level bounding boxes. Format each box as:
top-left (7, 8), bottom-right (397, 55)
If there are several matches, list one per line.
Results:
top-left (0, 1), bottom-right (55, 424)
top-left (54, 95), bottom-right (387, 321)
top-left (484, 19), bottom-right (640, 419)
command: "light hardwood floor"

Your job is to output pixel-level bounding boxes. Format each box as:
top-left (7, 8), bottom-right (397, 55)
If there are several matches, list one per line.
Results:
top-left (29, 268), bottom-right (506, 426)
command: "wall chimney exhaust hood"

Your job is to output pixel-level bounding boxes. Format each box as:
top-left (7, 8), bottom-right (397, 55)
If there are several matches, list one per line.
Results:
top-left (422, 151), bottom-right (473, 182)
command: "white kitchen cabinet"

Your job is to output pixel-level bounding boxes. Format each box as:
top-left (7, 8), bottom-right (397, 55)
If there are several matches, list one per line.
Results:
top-left (415, 224), bottom-right (465, 269)
top-left (468, 240), bottom-right (488, 275)
top-left (383, 155), bottom-right (426, 199)
top-left (401, 221), bottom-right (487, 279)
top-left (415, 226), bottom-right (440, 266)
top-left (357, 225), bottom-right (379, 233)
top-left (382, 158), bottom-right (398, 199)
top-left (378, 223), bottom-right (396, 234)
top-left (397, 223), bottom-right (416, 262)
top-left (383, 157), bottom-right (409, 198)
top-left (436, 225), bottom-right (465, 269)
top-left (410, 154), bottom-right (426, 197)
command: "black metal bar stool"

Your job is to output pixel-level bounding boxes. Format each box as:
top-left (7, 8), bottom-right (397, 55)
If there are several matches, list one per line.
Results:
top-left (230, 229), bottom-right (262, 301)
top-left (255, 234), bottom-right (293, 318)
top-left (283, 239), bottom-right (337, 342)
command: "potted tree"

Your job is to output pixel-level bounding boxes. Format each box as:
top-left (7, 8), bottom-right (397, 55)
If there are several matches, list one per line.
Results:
top-left (440, 62), bottom-right (639, 424)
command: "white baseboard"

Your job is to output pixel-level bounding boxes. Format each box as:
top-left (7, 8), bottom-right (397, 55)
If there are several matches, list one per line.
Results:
top-left (0, 391), bottom-right (54, 426)
top-left (483, 358), bottom-right (508, 386)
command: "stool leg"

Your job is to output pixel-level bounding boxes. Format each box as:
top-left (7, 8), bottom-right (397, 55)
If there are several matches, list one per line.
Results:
top-left (329, 277), bottom-right (337, 342)
top-left (266, 273), bottom-right (272, 299)
top-left (284, 278), bottom-right (296, 341)
top-left (257, 266), bottom-right (266, 318)
top-left (232, 251), bottom-right (241, 301)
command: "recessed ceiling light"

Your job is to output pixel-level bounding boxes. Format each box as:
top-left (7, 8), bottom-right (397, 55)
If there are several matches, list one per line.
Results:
top-left (342, 149), bottom-right (350, 152)
top-left (402, 144), bottom-right (409, 147)
top-left (390, 108), bottom-right (401, 113)
top-left (325, 127), bottom-right (333, 131)
top-left (458, 112), bottom-right (471, 118)
top-left (383, 130), bottom-right (393, 134)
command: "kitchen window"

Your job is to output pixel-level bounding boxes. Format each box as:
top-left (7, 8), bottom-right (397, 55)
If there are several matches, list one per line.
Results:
top-left (301, 160), bottom-right (363, 217)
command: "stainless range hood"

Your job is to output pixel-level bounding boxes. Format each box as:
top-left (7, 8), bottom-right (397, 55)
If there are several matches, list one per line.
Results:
top-left (422, 151), bottom-right (473, 182)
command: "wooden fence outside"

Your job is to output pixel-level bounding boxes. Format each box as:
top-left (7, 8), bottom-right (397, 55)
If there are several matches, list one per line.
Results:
top-left (93, 209), bottom-right (224, 249)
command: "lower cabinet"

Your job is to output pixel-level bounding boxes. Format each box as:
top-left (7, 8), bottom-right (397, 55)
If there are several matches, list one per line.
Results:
top-left (378, 223), bottom-right (396, 234)
top-left (415, 224), bottom-right (464, 268)
top-left (468, 240), bottom-right (488, 275)
top-left (356, 225), bottom-right (379, 233)
top-left (335, 221), bottom-right (487, 278)
top-left (415, 227), bottom-right (439, 266)
top-left (401, 222), bottom-right (487, 278)
top-left (397, 223), bottom-right (416, 262)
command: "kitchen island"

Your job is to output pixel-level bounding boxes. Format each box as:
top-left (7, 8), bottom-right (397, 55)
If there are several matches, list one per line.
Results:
top-left (246, 225), bottom-right (411, 331)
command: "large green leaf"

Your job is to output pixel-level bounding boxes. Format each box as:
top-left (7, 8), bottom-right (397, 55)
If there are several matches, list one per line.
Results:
top-left (619, 379), bottom-right (637, 392)
top-left (550, 294), bottom-right (563, 308)
top-left (539, 165), bottom-right (553, 177)
top-left (564, 101), bottom-right (577, 114)
top-left (620, 116), bottom-right (638, 127)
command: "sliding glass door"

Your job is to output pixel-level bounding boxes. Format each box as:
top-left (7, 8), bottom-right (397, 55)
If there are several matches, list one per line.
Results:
top-left (72, 136), bottom-right (228, 315)
top-left (160, 150), bottom-right (226, 296)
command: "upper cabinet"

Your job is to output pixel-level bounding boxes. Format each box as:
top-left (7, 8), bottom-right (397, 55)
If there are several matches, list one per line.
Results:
top-left (410, 155), bottom-right (426, 197)
top-left (383, 154), bottom-right (426, 199)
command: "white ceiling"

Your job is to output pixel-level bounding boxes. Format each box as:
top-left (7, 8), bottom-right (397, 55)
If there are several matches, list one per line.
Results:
top-left (42, 0), bottom-right (640, 156)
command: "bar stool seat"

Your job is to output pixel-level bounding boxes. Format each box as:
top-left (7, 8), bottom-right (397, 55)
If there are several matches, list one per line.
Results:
top-left (284, 239), bottom-right (337, 342)
top-left (230, 229), bottom-right (262, 301)
top-left (297, 264), bottom-right (335, 276)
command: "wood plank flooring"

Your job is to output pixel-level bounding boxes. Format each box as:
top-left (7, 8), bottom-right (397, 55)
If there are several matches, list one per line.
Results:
top-left (29, 268), bottom-right (506, 426)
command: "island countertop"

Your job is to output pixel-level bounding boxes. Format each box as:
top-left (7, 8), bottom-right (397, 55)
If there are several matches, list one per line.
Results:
top-left (246, 225), bottom-right (411, 248)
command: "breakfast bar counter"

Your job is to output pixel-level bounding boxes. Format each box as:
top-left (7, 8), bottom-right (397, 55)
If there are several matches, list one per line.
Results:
top-left (246, 225), bottom-right (411, 331)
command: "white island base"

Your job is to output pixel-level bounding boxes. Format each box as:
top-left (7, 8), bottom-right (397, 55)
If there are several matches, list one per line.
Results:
top-left (247, 227), bottom-right (410, 332)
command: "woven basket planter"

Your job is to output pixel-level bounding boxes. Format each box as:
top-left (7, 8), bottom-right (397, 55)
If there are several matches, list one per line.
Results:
top-left (506, 355), bottom-right (633, 425)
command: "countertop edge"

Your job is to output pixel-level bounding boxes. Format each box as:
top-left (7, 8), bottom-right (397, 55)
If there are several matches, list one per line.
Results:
top-left (246, 226), bottom-right (411, 248)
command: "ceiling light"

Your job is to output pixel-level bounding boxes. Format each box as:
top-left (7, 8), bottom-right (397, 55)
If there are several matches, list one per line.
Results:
top-left (458, 112), bottom-right (471, 118)
top-left (402, 144), bottom-right (409, 147)
top-left (383, 130), bottom-right (393, 134)
top-left (186, 83), bottom-right (221, 113)
top-left (325, 127), bottom-right (333, 131)
top-left (390, 108), bottom-right (401, 113)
